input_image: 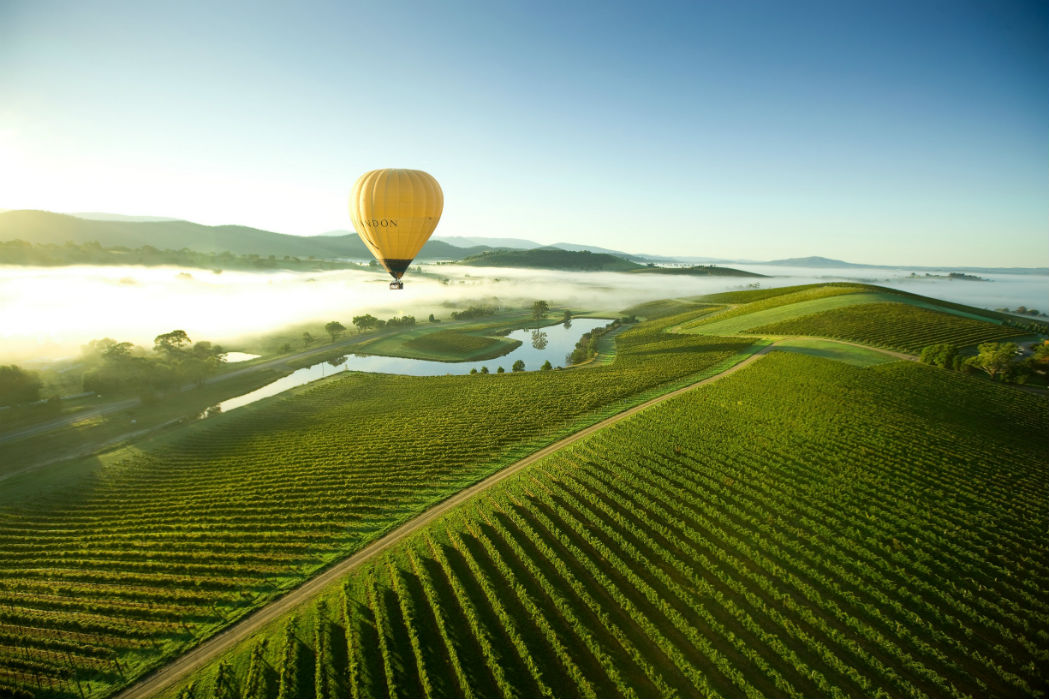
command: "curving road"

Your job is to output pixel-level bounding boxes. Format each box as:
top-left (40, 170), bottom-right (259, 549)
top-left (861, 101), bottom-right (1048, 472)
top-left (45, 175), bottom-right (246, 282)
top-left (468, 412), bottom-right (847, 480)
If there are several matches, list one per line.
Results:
top-left (115, 343), bottom-right (777, 699)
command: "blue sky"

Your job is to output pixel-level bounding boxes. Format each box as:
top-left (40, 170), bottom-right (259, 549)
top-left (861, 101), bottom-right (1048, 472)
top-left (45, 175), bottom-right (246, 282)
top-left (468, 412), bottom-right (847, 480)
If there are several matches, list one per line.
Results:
top-left (1, 0), bottom-right (1046, 265)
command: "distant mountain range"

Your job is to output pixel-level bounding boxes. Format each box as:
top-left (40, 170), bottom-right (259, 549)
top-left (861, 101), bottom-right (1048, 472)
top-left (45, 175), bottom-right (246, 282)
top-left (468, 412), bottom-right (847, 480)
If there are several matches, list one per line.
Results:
top-left (434, 235), bottom-right (541, 250)
top-left (459, 247), bottom-right (644, 271)
top-left (756, 255), bottom-right (1048, 275)
top-left (459, 248), bottom-right (764, 276)
top-left (1, 211), bottom-right (1044, 274)
top-left (72, 212), bottom-right (180, 223)
top-left (0, 211), bottom-right (494, 261)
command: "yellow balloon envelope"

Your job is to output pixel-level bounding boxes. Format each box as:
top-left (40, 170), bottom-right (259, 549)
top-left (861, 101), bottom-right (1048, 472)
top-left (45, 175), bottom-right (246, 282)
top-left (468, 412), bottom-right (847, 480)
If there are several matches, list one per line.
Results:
top-left (349, 169), bottom-right (443, 282)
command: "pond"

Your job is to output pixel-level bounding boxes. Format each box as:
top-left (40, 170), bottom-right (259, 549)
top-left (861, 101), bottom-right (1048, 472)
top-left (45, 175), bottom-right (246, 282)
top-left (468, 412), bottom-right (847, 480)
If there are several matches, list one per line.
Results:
top-left (212, 318), bottom-right (610, 414)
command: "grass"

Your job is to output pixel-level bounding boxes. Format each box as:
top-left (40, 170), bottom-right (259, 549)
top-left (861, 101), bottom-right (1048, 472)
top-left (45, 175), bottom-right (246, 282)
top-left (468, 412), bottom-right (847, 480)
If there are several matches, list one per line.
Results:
top-left (7, 283), bottom-right (1045, 699)
top-left (0, 366), bottom-right (290, 483)
top-left (0, 307), bottom-right (759, 699)
top-left (753, 302), bottom-right (1030, 353)
top-left (771, 337), bottom-right (900, 367)
top-left (621, 297), bottom-right (718, 320)
top-left (356, 328), bottom-right (521, 362)
top-left (681, 284), bottom-right (1032, 342)
top-left (169, 351), bottom-right (1049, 699)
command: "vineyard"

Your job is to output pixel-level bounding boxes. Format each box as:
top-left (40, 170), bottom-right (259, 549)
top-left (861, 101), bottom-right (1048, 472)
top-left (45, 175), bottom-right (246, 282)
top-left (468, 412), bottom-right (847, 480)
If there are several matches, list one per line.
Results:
top-left (171, 352), bottom-right (1049, 699)
top-left (0, 309), bottom-right (758, 698)
top-left (680, 283), bottom-right (1036, 351)
top-left (750, 302), bottom-right (1029, 353)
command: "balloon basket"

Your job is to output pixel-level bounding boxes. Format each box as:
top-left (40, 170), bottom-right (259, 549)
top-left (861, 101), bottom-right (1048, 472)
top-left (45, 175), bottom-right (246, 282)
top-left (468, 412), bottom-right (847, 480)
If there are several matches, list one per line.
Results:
top-left (389, 281), bottom-right (404, 290)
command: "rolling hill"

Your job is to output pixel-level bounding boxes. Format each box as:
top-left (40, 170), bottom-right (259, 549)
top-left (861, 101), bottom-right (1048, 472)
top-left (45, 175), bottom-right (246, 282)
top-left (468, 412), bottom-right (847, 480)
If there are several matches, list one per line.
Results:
top-left (630, 264), bottom-right (766, 277)
top-left (0, 210), bottom-right (494, 261)
top-left (458, 247), bottom-right (645, 271)
top-left (154, 287), bottom-right (1048, 699)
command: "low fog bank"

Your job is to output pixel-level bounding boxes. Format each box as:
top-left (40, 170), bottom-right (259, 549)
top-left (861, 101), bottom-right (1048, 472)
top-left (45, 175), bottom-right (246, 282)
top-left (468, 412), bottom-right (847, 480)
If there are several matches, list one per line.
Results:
top-left (0, 264), bottom-right (763, 363)
top-left (731, 264), bottom-right (1049, 313)
top-left (2, 263), bottom-right (1045, 365)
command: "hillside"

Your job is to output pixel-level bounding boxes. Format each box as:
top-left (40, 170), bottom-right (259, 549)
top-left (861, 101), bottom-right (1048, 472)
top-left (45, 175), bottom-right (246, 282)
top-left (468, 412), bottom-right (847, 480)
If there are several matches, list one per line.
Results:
top-left (762, 255), bottom-right (863, 267)
top-left (0, 312), bottom-right (756, 699)
top-left (631, 264), bottom-right (766, 277)
top-left (681, 283), bottom-right (1048, 342)
top-left (3, 284), bottom-right (1047, 699)
top-left (0, 210), bottom-right (492, 261)
top-left (0, 239), bottom-right (367, 271)
top-left (458, 247), bottom-right (645, 271)
top-left (171, 341), bottom-right (1049, 699)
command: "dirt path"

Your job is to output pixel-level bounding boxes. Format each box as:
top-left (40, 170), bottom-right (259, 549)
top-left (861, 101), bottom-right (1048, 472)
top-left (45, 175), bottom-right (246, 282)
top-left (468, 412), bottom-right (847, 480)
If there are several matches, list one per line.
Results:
top-left (114, 343), bottom-right (775, 699)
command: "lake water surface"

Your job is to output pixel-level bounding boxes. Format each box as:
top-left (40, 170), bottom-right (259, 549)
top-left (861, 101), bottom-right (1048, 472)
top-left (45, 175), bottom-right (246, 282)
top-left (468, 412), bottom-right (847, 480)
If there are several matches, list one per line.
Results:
top-left (214, 318), bottom-right (609, 413)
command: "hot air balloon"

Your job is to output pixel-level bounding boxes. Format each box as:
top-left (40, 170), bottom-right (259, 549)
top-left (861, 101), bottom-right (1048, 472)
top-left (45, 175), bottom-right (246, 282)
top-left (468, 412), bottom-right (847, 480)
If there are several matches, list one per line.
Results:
top-left (349, 169), bottom-right (443, 289)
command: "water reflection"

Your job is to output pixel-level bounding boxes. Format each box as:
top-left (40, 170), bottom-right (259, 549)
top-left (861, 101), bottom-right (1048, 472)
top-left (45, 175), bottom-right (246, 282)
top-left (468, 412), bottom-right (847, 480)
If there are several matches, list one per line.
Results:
top-left (213, 318), bottom-right (609, 414)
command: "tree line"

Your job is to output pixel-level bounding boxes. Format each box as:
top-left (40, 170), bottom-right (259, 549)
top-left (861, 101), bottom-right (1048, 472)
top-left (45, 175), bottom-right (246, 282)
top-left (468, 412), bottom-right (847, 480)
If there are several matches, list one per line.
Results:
top-left (920, 340), bottom-right (1049, 385)
top-left (0, 239), bottom-right (363, 272)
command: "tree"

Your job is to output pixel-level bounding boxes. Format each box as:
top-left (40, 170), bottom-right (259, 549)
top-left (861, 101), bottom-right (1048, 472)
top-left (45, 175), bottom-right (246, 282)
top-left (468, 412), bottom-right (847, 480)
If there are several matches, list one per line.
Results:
top-left (302, 332), bottom-right (315, 347)
top-left (531, 330), bottom-right (548, 350)
top-left (541, 360), bottom-right (553, 370)
top-left (325, 321), bottom-right (346, 342)
top-left (532, 300), bottom-right (549, 322)
top-left (0, 365), bottom-right (42, 406)
top-left (103, 341), bottom-right (135, 362)
top-left (182, 341), bottom-right (226, 385)
top-left (919, 343), bottom-right (958, 369)
top-left (497, 366), bottom-right (505, 373)
top-left (512, 359), bottom-right (525, 372)
top-left (352, 314), bottom-right (378, 333)
top-left (480, 366), bottom-right (489, 374)
top-left (967, 342), bottom-right (1019, 381)
top-left (154, 329), bottom-right (191, 355)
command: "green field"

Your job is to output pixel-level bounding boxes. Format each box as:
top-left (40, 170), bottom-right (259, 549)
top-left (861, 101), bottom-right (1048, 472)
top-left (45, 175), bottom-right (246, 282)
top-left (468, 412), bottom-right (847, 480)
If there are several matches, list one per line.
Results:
top-left (752, 302), bottom-right (1030, 353)
top-left (678, 283), bottom-right (1035, 352)
top-left (3, 283), bottom-right (1047, 699)
top-left (170, 352), bottom-right (1049, 699)
top-left (356, 328), bottom-right (521, 361)
top-left (770, 338), bottom-right (900, 367)
top-left (0, 309), bottom-right (760, 699)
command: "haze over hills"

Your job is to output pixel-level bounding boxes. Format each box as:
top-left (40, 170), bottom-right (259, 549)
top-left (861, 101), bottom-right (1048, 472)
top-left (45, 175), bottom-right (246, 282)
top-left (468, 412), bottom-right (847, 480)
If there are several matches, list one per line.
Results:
top-left (757, 255), bottom-right (1048, 275)
top-left (72, 212), bottom-right (181, 223)
top-left (1, 210), bottom-right (1045, 274)
top-left (459, 247), bottom-right (646, 271)
top-left (435, 235), bottom-right (542, 250)
top-left (0, 210), bottom-right (494, 261)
